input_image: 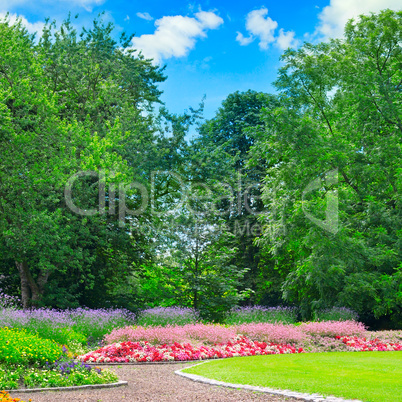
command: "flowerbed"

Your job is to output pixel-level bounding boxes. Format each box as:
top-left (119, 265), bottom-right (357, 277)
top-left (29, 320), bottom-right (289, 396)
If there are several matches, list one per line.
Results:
top-left (299, 321), bottom-right (366, 337)
top-left (22, 360), bottom-right (118, 388)
top-left (80, 334), bottom-right (402, 364)
top-left (0, 360), bottom-right (118, 390)
top-left (105, 320), bottom-right (366, 346)
top-left (0, 327), bottom-right (119, 390)
top-left (338, 336), bottom-right (402, 352)
top-left (0, 390), bottom-right (31, 402)
top-left (0, 307), bottom-right (135, 346)
top-left (236, 323), bottom-right (307, 343)
top-left (90, 320), bottom-right (402, 363)
top-left (105, 324), bottom-right (236, 345)
top-left (78, 335), bottom-right (303, 363)
top-left (0, 328), bottom-right (62, 366)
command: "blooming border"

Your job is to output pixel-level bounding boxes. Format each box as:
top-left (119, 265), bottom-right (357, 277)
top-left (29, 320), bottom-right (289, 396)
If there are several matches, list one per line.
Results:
top-left (4, 381), bottom-right (128, 394)
top-left (78, 336), bottom-right (303, 364)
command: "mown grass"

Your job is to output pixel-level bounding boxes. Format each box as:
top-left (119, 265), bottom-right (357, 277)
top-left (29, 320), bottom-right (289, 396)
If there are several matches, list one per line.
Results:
top-left (183, 351), bottom-right (402, 402)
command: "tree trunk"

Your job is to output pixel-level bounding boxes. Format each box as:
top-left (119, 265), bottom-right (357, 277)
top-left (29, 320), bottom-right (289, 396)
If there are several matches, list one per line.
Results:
top-left (15, 261), bottom-right (50, 308)
top-left (15, 261), bottom-right (31, 309)
top-left (193, 290), bottom-right (198, 310)
top-left (30, 269), bottom-right (50, 304)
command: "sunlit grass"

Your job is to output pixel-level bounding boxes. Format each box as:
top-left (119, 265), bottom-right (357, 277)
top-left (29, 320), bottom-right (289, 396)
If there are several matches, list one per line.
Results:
top-left (183, 351), bottom-right (402, 402)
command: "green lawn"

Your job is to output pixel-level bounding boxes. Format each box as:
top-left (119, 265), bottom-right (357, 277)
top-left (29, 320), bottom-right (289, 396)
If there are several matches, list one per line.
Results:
top-left (183, 352), bottom-right (402, 402)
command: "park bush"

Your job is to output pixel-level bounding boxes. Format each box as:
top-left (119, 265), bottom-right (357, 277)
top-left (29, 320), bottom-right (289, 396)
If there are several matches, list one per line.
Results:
top-left (0, 307), bottom-right (135, 345)
top-left (314, 307), bottom-right (359, 322)
top-left (299, 320), bottom-right (366, 337)
top-left (226, 306), bottom-right (298, 325)
top-left (136, 307), bottom-right (199, 327)
top-left (0, 327), bottom-right (62, 366)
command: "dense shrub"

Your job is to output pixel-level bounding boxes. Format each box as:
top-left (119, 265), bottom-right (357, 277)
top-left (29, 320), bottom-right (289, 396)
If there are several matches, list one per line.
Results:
top-left (22, 361), bottom-right (118, 389)
top-left (136, 307), bottom-right (199, 327)
top-left (105, 320), bottom-right (369, 346)
top-left (234, 323), bottom-right (307, 343)
top-left (105, 324), bottom-right (236, 345)
top-left (226, 306), bottom-right (298, 324)
top-left (0, 328), bottom-right (62, 366)
top-left (0, 307), bottom-right (135, 345)
top-left (314, 307), bottom-right (359, 322)
top-left (299, 321), bottom-right (366, 337)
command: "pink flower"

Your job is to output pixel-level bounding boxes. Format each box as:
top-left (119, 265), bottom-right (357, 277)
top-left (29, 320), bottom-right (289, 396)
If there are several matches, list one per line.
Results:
top-left (78, 336), bottom-right (304, 363)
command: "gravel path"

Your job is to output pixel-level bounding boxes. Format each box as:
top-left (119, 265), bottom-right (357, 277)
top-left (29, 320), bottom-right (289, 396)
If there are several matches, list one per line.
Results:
top-left (11, 363), bottom-right (299, 402)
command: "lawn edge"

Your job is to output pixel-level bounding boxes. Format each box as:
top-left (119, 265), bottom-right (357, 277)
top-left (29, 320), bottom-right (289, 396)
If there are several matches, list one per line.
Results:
top-left (5, 380), bottom-right (128, 393)
top-left (175, 363), bottom-right (362, 402)
top-left (80, 357), bottom-right (226, 365)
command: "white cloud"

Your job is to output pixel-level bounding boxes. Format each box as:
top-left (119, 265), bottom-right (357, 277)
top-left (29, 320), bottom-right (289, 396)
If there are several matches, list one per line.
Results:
top-left (0, 12), bottom-right (44, 35)
top-left (194, 10), bottom-right (222, 29)
top-left (275, 28), bottom-right (298, 50)
top-left (130, 11), bottom-right (223, 64)
top-left (236, 31), bottom-right (254, 46)
top-left (236, 7), bottom-right (298, 51)
top-left (136, 12), bottom-right (153, 21)
top-left (316, 0), bottom-right (402, 38)
top-left (245, 7), bottom-right (277, 49)
top-left (124, 15), bottom-right (130, 21)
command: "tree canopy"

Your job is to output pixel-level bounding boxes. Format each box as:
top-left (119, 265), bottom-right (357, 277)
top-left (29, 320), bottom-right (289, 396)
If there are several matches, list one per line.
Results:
top-left (0, 10), bottom-right (401, 327)
top-left (250, 9), bottom-right (402, 325)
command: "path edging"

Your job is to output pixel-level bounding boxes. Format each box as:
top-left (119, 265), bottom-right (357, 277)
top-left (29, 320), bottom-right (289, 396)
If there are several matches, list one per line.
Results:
top-left (7, 380), bottom-right (128, 394)
top-left (81, 357), bottom-right (225, 366)
top-left (175, 363), bottom-right (362, 402)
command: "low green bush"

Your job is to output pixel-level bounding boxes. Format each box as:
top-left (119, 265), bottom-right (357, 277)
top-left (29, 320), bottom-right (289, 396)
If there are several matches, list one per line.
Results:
top-left (0, 328), bottom-right (62, 366)
top-left (0, 327), bottom-right (119, 390)
top-left (0, 365), bottom-right (23, 390)
top-left (314, 307), bottom-right (359, 322)
top-left (23, 363), bottom-right (118, 389)
top-left (0, 361), bottom-right (118, 389)
top-left (136, 307), bottom-right (199, 327)
top-left (225, 306), bottom-right (298, 325)
top-left (0, 307), bottom-right (135, 346)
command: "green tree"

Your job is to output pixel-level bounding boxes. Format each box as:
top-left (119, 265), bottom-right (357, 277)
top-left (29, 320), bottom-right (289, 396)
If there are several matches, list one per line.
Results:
top-left (0, 16), bottom-right (166, 308)
top-left (195, 90), bottom-right (279, 305)
top-left (157, 202), bottom-right (248, 322)
top-left (252, 9), bottom-right (402, 325)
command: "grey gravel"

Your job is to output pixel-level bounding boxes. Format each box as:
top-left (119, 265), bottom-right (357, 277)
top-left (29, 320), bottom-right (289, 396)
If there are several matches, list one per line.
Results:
top-left (10, 363), bottom-right (300, 402)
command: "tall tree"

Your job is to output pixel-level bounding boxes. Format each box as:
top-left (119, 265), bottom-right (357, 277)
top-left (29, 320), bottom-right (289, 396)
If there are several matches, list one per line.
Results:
top-left (0, 16), bottom-right (166, 308)
top-left (252, 9), bottom-right (402, 325)
top-left (195, 90), bottom-right (279, 304)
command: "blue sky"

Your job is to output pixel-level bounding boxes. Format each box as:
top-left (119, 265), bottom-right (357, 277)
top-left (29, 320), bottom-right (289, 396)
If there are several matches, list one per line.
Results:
top-left (1, 0), bottom-right (400, 121)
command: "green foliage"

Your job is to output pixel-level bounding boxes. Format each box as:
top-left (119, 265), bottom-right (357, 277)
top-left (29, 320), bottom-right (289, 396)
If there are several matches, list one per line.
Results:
top-left (251, 9), bottom-right (402, 324)
top-left (195, 91), bottom-right (279, 306)
top-left (0, 365), bottom-right (24, 390)
top-left (0, 361), bottom-right (118, 390)
top-left (43, 327), bottom-right (88, 346)
top-left (22, 365), bottom-right (118, 389)
top-left (0, 328), bottom-right (62, 366)
top-left (136, 307), bottom-right (199, 327)
top-left (1, 9), bottom-right (400, 328)
top-left (0, 15), bottom-right (166, 308)
top-left (157, 207), bottom-right (249, 322)
top-left (225, 306), bottom-right (298, 325)
top-left (314, 307), bottom-right (359, 322)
